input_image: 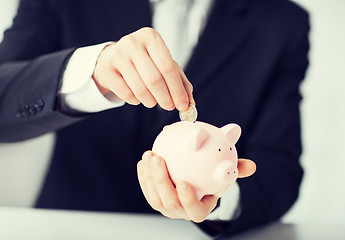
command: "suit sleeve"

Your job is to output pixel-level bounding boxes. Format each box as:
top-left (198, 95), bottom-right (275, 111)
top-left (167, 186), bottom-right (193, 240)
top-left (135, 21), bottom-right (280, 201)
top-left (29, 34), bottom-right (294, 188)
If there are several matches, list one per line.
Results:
top-left (198, 9), bottom-right (310, 238)
top-left (0, 0), bottom-right (81, 142)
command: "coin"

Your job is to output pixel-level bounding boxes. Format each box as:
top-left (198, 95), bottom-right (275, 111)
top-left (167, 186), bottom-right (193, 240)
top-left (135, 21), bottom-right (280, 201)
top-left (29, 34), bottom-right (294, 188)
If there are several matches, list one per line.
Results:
top-left (179, 103), bottom-right (198, 122)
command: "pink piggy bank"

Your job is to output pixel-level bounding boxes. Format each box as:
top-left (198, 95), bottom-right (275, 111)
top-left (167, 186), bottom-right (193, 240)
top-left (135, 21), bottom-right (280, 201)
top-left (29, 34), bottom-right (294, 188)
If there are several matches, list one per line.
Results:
top-left (152, 121), bottom-right (241, 200)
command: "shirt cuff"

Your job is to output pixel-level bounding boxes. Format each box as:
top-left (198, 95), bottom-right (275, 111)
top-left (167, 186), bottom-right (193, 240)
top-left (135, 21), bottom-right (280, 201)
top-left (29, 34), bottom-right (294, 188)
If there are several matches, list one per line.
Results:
top-left (205, 182), bottom-right (241, 221)
top-left (59, 42), bottom-right (125, 113)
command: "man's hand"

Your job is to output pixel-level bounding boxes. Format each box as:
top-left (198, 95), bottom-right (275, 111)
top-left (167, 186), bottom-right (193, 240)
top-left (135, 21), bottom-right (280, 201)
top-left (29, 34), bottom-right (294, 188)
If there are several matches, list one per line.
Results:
top-left (137, 151), bottom-right (256, 222)
top-left (92, 27), bottom-right (194, 111)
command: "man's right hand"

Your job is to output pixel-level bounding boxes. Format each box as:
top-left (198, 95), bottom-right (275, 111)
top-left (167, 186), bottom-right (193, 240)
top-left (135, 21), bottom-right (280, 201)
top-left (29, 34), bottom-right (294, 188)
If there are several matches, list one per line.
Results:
top-left (92, 27), bottom-right (194, 112)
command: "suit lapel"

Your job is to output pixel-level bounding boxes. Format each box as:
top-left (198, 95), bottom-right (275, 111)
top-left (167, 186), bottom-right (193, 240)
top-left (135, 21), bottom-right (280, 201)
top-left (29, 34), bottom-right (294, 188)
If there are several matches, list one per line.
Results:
top-left (185, 0), bottom-right (254, 90)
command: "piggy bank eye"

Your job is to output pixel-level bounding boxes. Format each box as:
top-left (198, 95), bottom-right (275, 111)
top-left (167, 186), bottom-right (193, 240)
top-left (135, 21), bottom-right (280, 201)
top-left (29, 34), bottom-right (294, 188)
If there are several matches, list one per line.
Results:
top-left (229, 147), bottom-right (233, 151)
top-left (218, 149), bottom-right (221, 152)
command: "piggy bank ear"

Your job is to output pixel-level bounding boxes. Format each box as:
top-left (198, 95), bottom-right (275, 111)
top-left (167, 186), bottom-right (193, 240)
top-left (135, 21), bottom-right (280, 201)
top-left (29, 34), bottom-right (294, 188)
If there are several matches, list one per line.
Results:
top-left (190, 128), bottom-right (210, 151)
top-left (221, 124), bottom-right (241, 144)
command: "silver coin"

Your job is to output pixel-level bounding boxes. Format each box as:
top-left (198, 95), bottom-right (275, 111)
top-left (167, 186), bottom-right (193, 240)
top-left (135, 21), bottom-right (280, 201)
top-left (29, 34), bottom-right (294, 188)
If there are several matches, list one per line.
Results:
top-left (179, 103), bottom-right (198, 122)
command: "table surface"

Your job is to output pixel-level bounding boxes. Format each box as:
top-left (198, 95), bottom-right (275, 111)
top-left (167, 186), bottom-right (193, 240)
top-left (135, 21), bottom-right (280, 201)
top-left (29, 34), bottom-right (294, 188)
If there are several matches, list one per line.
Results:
top-left (0, 206), bottom-right (344, 240)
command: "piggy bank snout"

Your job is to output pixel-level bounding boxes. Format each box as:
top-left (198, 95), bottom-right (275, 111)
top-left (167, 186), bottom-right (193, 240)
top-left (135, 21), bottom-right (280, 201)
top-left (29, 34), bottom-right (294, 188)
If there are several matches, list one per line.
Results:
top-left (213, 160), bottom-right (238, 184)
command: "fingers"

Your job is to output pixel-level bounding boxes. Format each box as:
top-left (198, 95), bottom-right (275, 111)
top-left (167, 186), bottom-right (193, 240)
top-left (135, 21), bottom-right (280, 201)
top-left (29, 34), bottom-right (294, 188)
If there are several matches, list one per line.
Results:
top-left (176, 181), bottom-right (219, 223)
top-left (137, 152), bottom-right (254, 222)
top-left (137, 156), bottom-right (176, 218)
top-left (237, 158), bottom-right (256, 178)
top-left (150, 155), bottom-right (187, 217)
top-left (130, 47), bottom-right (173, 110)
top-left (137, 151), bottom-right (188, 219)
top-left (137, 151), bottom-right (218, 222)
top-left (98, 68), bottom-right (140, 105)
top-left (117, 56), bottom-right (157, 108)
top-left (143, 29), bottom-right (189, 111)
top-left (93, 27), bottom-right (194, 111)
top-left (178, 67), bottom-right (195, 106)
top-left (137, 158), bottom-right (161, 210)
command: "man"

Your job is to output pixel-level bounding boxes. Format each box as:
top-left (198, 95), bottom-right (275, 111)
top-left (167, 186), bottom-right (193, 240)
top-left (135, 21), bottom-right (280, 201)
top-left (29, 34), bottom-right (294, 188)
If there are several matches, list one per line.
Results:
top-left (0, 0), bottom-right (309, 237)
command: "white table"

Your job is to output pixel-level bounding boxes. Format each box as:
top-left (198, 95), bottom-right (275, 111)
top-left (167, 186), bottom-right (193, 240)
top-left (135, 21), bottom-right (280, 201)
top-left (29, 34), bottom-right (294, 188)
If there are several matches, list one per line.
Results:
top-left (1, 207), bottom-right (345, 240)
top-left (0, 207), bottom-right (210, 240)
top-left (228, 222), bottom-right (345, 240)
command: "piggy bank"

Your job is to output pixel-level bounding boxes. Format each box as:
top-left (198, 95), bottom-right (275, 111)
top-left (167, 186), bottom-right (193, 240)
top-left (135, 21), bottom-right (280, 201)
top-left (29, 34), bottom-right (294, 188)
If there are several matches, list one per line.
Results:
top-left (152, 121), bottom-right (241, 200)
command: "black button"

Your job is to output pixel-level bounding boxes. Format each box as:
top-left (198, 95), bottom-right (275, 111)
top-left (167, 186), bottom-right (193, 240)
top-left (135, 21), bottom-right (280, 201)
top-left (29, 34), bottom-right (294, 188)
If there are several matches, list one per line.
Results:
top-left (16, 99), bottom-right (44, 119)
top-left (16, 112), bottom-right (23, 119)
top-left (28, 105), bottom-right (37, 115)
top-left (36, 99), bottom-right (44, 107)
top-left (34, 99), bottom-right (44, 112)
top-left (21, 109), bottom-right (30, 118)
top-left (24, 104), bottom-right (30, 110)
top-left (35, 99), bottom-right (44, 112)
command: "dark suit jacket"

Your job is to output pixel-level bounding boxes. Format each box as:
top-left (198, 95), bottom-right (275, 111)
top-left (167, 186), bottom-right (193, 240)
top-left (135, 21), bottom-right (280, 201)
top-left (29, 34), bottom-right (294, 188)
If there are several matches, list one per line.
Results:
top-left (0, 0), bottom-right (309, 237)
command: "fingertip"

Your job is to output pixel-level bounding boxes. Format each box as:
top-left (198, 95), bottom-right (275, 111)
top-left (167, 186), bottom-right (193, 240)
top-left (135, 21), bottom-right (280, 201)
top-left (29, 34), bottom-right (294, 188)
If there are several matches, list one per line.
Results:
top-left (137, 160), bottom-right (143, 168)
top-left (238, 159), bottom-right (256, 178)
top-left (251, 160), bottom-right (257, 171)
top-left (177, 101), bottom-right (189, 112)
top-left (166, 105), bottom-right (176, 111)
top-left (190, 98), bottom-right (196, 107)
top-left (127, 98), bottom-right (141, 105)
top-left (137, 160), bottom-right (145, 178)
top-left (142, 101), bottom-right (158, 109)
top-left (246, 159), bottom-right (256, 173)
top-left (178, 68), bottom-right (194, 105)
top-left (160, 103), bottom-right (175, 111)
top-left (142, 151), bottom-right (153, 162)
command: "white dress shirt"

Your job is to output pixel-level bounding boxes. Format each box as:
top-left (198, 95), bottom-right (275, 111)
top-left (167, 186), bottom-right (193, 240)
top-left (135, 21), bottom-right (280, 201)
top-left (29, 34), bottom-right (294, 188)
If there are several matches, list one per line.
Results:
top-left (59, 0), bottom-right (240, 221)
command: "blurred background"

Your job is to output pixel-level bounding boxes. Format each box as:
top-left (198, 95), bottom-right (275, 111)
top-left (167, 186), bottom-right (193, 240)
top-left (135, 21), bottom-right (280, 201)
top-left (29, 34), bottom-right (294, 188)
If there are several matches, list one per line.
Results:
top-left (0, 0), bottom-right (344, 224)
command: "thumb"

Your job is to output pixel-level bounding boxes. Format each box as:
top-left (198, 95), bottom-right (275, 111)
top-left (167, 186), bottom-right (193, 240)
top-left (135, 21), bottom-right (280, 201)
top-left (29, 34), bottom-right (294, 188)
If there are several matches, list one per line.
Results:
top-left (237, 158), bottom-right (256, 178)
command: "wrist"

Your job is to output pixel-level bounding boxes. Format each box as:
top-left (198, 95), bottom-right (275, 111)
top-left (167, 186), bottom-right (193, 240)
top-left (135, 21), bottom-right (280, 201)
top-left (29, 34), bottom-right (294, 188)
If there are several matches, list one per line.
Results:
top-left (92, 43), bottom-right (114, 96)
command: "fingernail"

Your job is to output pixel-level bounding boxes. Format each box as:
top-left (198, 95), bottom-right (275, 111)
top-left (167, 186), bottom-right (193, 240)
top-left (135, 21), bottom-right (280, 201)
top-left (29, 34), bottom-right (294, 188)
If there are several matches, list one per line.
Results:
top-left (179, 182), bottom-right (188, 192)
top-left (190, 98), bottom-right (196, 107)
top-left (144, 152), bottom-right (152, 162)
top-left (167, 104), bottom-right (175, 111)
top-left (177, 101), bottom-right (189, 111)
top-left (152, 156), bottom-right (160, 167)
